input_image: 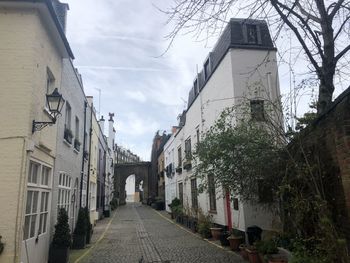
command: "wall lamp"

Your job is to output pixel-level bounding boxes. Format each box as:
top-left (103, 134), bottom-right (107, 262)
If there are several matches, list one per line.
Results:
top-left (32, 88), bottom-right (65, 133)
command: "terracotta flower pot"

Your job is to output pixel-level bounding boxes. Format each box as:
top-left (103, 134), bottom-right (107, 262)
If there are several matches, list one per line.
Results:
top-left (247, 248), bottom-right (261, 263)
top-left (239, 244), bottom-right (249, 260)
top-left (210, 227), bottom-right (222, 240)
top-left (227, 236), bottom-right (243, 251)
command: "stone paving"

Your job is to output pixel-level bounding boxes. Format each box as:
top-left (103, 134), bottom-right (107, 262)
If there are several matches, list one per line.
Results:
top-left (81, 203), bottom-right (245, 263)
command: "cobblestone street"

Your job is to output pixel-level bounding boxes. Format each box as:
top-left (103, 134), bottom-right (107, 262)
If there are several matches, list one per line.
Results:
top-left (80, 203), bottom-right (244, 263)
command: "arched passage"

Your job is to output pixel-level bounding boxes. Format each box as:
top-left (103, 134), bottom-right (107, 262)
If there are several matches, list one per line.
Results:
top-left (114, 162), bottom-right (152, 205)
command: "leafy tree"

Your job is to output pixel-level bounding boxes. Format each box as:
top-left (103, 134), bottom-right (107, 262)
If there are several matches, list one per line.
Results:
top-left (163, 0), bottom-right (350, 114)
top-left (193, 107), bottom-right (283, 203)
top-left (52, 208), bottom-right (71, 248)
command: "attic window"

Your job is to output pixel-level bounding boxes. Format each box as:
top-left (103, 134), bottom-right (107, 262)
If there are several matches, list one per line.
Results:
top-left (204, 59), bottom-right (210, 79)
top-left (247, 24), bottom-right (258, 44)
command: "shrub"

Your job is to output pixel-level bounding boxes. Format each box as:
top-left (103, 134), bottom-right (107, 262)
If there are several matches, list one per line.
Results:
top-left (52, 208), bottom-right (71, 248)
top-left (256, 239), bottom-right (278, 255)
top-left (197, 209), bottom-right (212, 238)
top-left (74, 208), bottom-right (87, 236)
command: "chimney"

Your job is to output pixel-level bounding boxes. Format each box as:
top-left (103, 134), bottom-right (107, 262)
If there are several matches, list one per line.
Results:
top-left (99, 115), bottom-right (105, 134)
top-left (108, 113), bottom-right (115, 149)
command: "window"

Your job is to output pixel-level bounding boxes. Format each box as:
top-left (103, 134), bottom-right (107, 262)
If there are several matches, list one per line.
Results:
top-left (46, 68), bottom-right (55, 94)
top-left (233, 198), bottom-right (239, 211)
top-left (23, 190), bottom-right (39, 240)
top-left (250, 100), bottom-right (265, 121)
top-left (204, 59), bottom-right (210, 79)
top-left (28, 162), bottom-right (40, 184)
top-left (41, 166), bottom-right (50, 186)
top-left (177, 147), bottom-right (182, 167)
top-left (28, 161), bottom-right (51, 187)
top-left (179, 182), bottom-right (183, 205)
top-left (75, 117), bottom-right (79, 139)
top-left (191, 178), bottom-right (198, 209)
top-left (65, 102), bottom-right (72, 130)
top-left (208, 174), bottom-right (216, 211)
top-left (38, 191), bottom-right (49, 235)
top-left (247, 24), bottom-right (258, 44)
top-left (58, 173), bottom-right (71, 213)
top-left (185, 137), bottom-right (192, 160)
top-left (24, 161), bottom-right (52, 240)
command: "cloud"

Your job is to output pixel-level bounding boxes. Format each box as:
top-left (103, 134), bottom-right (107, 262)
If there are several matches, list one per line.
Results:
top-left (124, 90), bottom-right (147, 103)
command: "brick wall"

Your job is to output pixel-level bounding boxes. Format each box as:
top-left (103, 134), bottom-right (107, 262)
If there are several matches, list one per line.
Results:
top-left (290, 87), bottom-right (350, 245)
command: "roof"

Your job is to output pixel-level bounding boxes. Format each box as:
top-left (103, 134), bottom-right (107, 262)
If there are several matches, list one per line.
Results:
top-left (187, 18), bottom-right (275, 109)
top-left (0, 0), bottom-right (74, 59)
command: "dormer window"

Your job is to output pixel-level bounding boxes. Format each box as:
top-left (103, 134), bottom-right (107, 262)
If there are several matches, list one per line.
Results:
top-left (204, 59), bottom-right (210, 79)
top-left (247, 24), bottom-right (258, 44)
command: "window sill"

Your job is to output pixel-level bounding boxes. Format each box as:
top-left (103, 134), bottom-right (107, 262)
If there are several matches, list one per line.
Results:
top-left (208, 210), bottom-right (217, 214)
top-left (73, 148), bottom-right (79, 154)
top-left (63, 139), bottom-right (72, 147)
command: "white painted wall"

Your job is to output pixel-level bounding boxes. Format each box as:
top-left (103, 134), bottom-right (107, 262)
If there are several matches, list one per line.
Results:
top-left (164, 47), bottom-right (282, 232)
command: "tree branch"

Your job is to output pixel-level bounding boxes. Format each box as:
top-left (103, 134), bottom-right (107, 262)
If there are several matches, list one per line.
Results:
top-left (335, 45), bottom-right (350, 62)
top-left (329, 0), bottom-right (345, 18)
top-left (270, 0), bottom-right (321, 72)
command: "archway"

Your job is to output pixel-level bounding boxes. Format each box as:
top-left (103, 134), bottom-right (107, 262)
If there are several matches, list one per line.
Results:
top-left (114, 162), bottom-right (152, 205)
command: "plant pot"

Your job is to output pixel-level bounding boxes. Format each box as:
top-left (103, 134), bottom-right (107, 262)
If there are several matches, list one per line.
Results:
top-left (259, 253), bottom-right (267, 263)
top-left (104, 210), bottom-right (110, 217)
top-left (183, 216), bottom-right (189, 226)
top-left (239, 244), bottom-right (249, 260)
top-left (227, 236), bottom-right (243, 251)
top-left (190, 219), bottom-right (198, 232)
top-left (170, 212), bottom-right (174, 219)
top-left (50, 246), bottom-right (69, 263)
top-left (72, 234), bottom-right (86, 249)
top-left (219, 231), bottom-right (230, 246)
top-left (247, 248), bottom-right (261, 263)
top-left (210, 227), bottom-right (223, 240)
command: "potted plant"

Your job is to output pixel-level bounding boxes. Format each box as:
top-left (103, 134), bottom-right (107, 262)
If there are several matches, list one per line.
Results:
top-left (256, 240), bottom-right (279, 263)
top-left (50, 208), bottom-right (71, 263)
top-left (168, 197), bottom-right (181, 218)
top-left (64, 128), bottom-right (73, 144)
top-left (219, 230), bottom-right (230, 246)
top-left (246, 245), bottom-right (260, 263)
top-left (227, 229), bottom-right (244, 251)
top-left (0, 235), bottom-right (4, 255)
top-left (72, 208), bottom-right (87, 249)
top-left (197, 210), bottom-right (212, 238)
top-left (210, 226), bottom-right (223, 241)
top-left (84, 207), bottom-right (93, 244)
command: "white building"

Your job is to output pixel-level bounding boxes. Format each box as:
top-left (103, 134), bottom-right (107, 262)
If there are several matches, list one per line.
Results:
top-left (164, 18), bottom-right (282, 233)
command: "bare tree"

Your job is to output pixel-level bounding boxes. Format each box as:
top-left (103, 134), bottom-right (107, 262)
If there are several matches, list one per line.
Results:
top-left (162, 0), bottom-right (350, 114)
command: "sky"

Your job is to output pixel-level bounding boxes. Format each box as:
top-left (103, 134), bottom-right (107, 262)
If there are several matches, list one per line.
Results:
top-left (64, 0), bottom-right (348, 161)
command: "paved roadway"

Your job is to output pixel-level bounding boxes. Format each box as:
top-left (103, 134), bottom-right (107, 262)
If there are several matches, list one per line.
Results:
top-left (81, 203), bottom-right (244, 263)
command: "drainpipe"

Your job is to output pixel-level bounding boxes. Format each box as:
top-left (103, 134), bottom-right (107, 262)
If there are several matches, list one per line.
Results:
top-left (86, 105), bottom-right (93, 208)
top-left (225, 189), bottom-right (232, 231)
top-left (79, 101), bottom-right (87, 208)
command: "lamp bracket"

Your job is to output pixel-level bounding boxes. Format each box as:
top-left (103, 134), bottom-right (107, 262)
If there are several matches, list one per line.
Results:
top-left (32, 118), bottom-right (56, 133)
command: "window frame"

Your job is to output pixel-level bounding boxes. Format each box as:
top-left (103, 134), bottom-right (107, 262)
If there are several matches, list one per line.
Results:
top-left (250, 100), bottom-right (265, 121)
top-left (24, 161), bottom-right (52, 241)
top-left (208, 174), bottom-right (217, 212)
top-left (190, 178), bottom-right (198, 210)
